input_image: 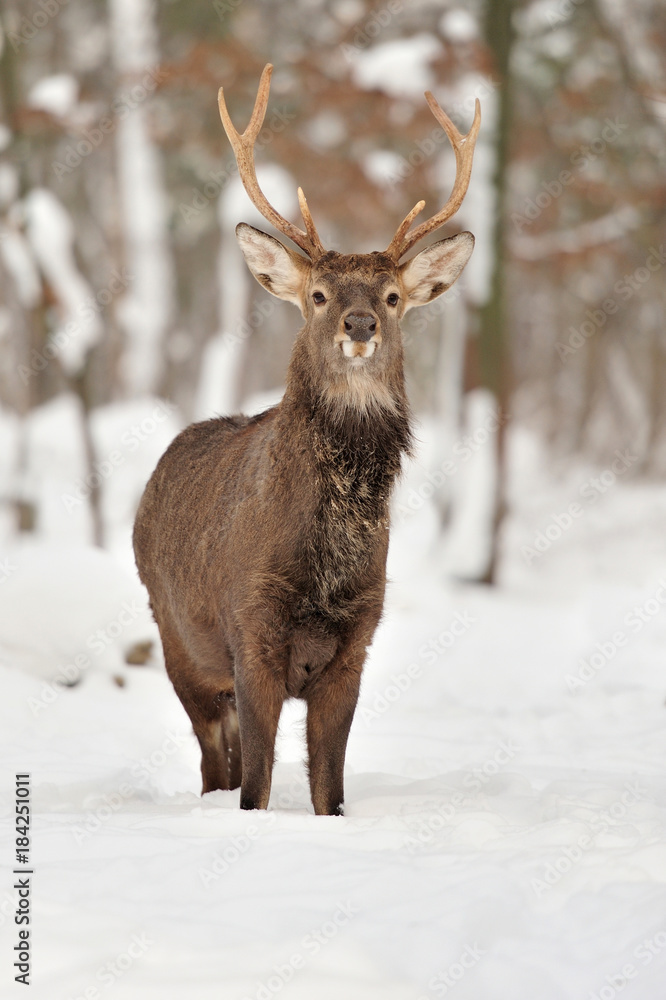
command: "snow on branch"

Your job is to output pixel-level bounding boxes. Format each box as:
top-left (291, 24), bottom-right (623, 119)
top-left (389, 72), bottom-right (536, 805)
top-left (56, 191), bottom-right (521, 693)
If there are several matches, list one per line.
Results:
top-left (510, 206), bottom-right (640, 260)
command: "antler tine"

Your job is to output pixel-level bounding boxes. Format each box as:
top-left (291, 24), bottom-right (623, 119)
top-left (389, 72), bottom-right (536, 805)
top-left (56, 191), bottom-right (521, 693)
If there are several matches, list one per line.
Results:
top-left (386, 96), bottom-right (481, 262)
top-left (384, 199), bottom-right (426, 260)
top-left (245, 62), bottom-right (273, 142)
top-left (297, 187), bottom-right (324, 252)
top-left (217, 64), bottom-right (325, 259)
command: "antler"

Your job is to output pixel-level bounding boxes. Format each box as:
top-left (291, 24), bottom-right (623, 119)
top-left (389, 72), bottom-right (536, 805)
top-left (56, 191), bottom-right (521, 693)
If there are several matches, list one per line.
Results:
top-left (218, 64), bottom-right (326, 260)
top-left (385, 95), bottom-right (481, 261)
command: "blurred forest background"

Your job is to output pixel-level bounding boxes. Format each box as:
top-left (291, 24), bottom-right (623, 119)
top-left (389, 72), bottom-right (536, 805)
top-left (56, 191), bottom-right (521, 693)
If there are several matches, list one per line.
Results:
top-left (0, 0), bottom-right (664, 583)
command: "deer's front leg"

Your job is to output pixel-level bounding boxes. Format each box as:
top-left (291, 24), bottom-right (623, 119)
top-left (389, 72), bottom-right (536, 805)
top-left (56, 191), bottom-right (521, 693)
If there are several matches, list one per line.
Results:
top-left (305, 649), bottom-right (363, 816)
top-left (235, 655), bottom-right (285, 811)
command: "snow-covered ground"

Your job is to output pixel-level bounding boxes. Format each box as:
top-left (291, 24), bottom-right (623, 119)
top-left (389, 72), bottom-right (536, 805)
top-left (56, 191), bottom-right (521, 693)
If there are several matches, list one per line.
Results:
top-left (1, 402), bottom-right (666, 999)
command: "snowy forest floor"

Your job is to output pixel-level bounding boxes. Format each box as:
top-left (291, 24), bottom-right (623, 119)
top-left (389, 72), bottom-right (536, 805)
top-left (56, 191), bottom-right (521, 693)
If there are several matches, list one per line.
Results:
top-left (1, 405), bottom-right (666, 999)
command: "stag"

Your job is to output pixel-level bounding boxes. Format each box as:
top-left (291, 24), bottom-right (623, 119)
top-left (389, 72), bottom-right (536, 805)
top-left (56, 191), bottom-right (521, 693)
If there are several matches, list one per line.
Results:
top-left (133, 65), bottom-right (480, 815)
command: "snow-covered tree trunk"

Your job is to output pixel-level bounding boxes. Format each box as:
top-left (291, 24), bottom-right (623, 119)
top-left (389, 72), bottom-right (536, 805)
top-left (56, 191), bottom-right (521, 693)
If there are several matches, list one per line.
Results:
top-left (108, 0), bottom-right (174, 396)
top-left (431, 70), bottom-right (502, 580)
top-left (430, 291), bottom-right (466, 525)
top-left (471, 0), bottom-right (514, 584)
top-left (23, 189), bottom-right (106, 544)
top-left (195, 183), bottom-right (252, 419)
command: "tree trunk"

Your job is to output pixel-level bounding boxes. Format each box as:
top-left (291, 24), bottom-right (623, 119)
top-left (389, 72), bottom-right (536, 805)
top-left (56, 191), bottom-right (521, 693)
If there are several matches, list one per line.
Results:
top-left (475, 0), bottom-right (514, 584)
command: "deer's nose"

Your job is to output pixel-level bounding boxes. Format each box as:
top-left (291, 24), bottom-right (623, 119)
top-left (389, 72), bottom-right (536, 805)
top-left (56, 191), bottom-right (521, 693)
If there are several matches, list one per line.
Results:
top-left (343, 310), bottom-right (377, 342)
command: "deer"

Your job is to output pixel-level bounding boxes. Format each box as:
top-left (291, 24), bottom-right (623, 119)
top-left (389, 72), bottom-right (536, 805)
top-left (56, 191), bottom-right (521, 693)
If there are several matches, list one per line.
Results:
top-left (133, 64), bottom-right (480, 816)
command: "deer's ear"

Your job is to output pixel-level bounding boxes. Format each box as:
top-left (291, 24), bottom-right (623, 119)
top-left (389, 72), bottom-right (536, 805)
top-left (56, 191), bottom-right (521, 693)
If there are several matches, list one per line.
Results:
top-left (236, 223), bottom-right (310, 310)
top-left (399, 232), bottom-right (474, 312)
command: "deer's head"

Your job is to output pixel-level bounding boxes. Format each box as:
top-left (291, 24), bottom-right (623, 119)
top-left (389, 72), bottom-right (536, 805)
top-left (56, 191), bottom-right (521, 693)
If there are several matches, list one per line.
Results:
top-left (219, 65), bottom-right (480, 411)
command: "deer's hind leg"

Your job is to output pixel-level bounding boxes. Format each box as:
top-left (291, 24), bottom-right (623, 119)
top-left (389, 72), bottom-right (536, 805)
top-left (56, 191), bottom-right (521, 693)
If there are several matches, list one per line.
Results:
top-left (157, 616), bottom-right (241, 794)
top-left (195, 690), bottom-right (242, 794)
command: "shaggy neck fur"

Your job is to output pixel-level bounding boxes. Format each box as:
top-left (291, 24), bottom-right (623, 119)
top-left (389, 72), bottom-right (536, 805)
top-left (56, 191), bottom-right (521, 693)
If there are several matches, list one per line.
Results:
top-left (283, 346), bottom-right (413, 618)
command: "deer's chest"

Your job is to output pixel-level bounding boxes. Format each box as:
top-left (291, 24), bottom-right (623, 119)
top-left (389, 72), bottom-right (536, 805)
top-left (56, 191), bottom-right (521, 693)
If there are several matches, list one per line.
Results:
top-left (299, 458), bottom-right (390, 612)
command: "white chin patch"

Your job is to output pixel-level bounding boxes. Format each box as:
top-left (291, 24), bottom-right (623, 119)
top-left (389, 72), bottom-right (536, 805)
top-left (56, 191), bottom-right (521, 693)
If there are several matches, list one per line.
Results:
top-left (341, 340), bottom-right (377, 360)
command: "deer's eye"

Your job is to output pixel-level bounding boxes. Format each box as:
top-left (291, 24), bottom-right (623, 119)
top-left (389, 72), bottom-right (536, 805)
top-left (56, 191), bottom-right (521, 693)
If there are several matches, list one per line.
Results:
top-left (312, 291), bottom-right (326, 305)
top-left (386, 292), bottom-right (399, 307)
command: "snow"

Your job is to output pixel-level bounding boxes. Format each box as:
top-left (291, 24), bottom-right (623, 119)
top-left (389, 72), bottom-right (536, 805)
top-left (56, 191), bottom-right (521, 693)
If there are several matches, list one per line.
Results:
top-left (439, 10), bottom-right (479, 44)
top-left (23, 188), bottom-right (102, 373)
top-left (196, 167), bottom-right (298, 419)
top-left (109, 0), bottom-right (174, 396)
top-left (332, 0), bottom-right (366, 27)
top-left (349, 35), bottom-right (442, 99)
top-left (537, 27), bottom-right (577, 61)
top-left (13, 393), bottom-right (182, 554)
top-left (0, 229), bottom-right (41, 310)
top-left (437, 389), bottom-right (500, 580)
top-left (1, 395), bottom-right (666, 998)
top-left (438, 74), bottom-right (498, 307)
top-left (21, 394), bottom-right (95, 546)
top-left (301, 111), bottom-right (347, 152)
top-left (219, 164), bottom-right (300, 234)
top-left (0, 542), bottom-right (156, 687)
top-left (361, 149), bottom-right (406, 188)
top-left (511, 206), bottom-right (641, 261)
top-left (27, 75), bottom-right (79, 119)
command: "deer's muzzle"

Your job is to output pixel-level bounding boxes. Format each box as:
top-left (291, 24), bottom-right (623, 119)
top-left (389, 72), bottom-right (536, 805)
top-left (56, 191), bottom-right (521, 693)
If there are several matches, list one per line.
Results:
top-left (343, 310), bottom-right (377, 342)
